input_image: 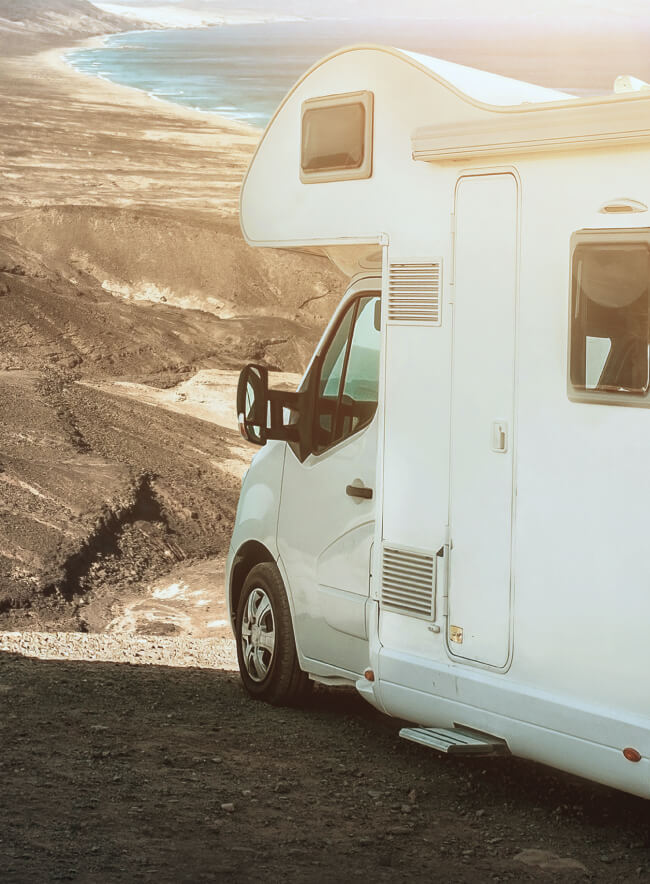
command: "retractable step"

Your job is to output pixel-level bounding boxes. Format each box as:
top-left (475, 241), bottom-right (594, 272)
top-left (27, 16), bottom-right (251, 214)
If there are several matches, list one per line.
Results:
top-left (399, 725), bottom-right (509, 756)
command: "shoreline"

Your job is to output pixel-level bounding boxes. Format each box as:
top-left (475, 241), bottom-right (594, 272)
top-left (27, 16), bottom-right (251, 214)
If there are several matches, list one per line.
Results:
top-left (0, 36), bottom-right (263, 221)
top-left (40, 32), bottom-right (263, 140)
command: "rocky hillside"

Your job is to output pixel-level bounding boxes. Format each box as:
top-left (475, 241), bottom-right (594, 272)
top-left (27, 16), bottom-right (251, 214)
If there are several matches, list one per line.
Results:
top-left (7, 207), bottom-right (343, 370)
top-left (0, 0), bottom-right (147, 54)
top-left (0, 212), bottom-right (342, 631)
top-left (0, 36), bottom-right (347, 630)
top-left (0, 226), bottom-right (288, 629)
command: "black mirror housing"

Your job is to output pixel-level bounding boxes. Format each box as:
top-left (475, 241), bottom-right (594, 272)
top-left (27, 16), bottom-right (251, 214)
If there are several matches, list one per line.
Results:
top-left (237, 364), bottom-right (268, 445)
top-left (236, 363), bottom-right (317, 460)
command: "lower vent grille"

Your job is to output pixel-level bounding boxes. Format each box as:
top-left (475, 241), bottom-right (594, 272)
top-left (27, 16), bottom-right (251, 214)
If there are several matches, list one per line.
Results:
top-left (381, 546), bottom-right (435, 619)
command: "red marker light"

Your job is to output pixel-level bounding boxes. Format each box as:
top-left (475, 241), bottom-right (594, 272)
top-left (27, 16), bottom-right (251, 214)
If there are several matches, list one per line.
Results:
top-left (623, 747), bottom-right (642, 763)
top-left (364, 668), bottom-right (375, 682)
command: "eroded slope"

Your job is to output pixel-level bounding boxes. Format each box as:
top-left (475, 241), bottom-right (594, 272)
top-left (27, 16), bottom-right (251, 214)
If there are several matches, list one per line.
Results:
top-left (0, 223), bottom-right (339, 631)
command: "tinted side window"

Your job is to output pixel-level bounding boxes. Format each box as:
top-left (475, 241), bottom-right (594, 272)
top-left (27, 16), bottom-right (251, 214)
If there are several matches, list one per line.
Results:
top-left (301, 102), bottom-right (365, 173)
top-left (570, 242), bottom-right (650, 397)
top-left (300, 91), bottom-right (373, 184)
top-left (314, 295), bottom-right (380, 454)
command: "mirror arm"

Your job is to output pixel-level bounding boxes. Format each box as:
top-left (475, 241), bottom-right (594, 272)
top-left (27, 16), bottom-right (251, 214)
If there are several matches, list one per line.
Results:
top-left (266, 390), bottom-right (300, 443)
top-left (267, 390), bottom-right (300, 409)
top-left (266, 376), bottom-right (316, 459)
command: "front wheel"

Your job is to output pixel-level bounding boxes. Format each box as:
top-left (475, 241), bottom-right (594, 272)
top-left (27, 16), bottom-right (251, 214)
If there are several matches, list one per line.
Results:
top-left (235, 562), bottom-right (311, 706)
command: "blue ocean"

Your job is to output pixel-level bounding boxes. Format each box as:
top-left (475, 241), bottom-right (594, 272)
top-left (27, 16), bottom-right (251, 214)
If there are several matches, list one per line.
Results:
top-left (66, 18), bottom-right (648, 127)
top-left (67, 21), bottom-right (463, 128)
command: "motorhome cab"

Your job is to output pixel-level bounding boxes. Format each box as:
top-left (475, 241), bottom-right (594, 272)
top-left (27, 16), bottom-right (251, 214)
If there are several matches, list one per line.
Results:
top-left (226, 45), bottom-right (650, 798)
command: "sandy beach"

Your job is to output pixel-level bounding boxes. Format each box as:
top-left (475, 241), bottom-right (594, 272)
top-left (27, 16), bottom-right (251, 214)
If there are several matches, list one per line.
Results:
top-left (1, 39), bottom-right (260, 219)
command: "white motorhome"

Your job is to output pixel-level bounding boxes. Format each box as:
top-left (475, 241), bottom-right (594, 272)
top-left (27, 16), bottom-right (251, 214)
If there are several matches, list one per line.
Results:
top-left (226, 45), bottom-right (650, 799)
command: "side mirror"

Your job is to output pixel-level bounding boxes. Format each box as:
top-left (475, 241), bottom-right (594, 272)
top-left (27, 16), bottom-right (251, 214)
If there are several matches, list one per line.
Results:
top-left (237, 364), bottom-right (268, 445)
top-left (235, 362), bottom-right (317, 460)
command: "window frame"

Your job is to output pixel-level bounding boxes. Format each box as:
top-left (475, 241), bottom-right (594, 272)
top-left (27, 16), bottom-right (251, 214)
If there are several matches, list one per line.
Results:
top-left (300, 90), bottom-right (374, 185)
top-left (311, 291), bottom-right (381, 457)
top-left (567, 228), bottom-right (650, 408)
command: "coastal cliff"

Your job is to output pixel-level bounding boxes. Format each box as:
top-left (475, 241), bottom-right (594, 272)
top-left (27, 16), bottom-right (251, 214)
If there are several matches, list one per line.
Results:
top-left (0, 0), bottom-right (150, 54)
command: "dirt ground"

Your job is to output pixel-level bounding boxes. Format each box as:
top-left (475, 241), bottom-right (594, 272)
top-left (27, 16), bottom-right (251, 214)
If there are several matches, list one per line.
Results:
top-left (1, 631), bottom-right (650, 883)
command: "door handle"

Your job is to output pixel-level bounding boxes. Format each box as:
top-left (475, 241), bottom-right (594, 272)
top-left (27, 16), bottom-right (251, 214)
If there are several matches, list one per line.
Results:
top-left (346, 483), bottom-right (373, 500)
top-left (491, 420), bottom-right (508, 453)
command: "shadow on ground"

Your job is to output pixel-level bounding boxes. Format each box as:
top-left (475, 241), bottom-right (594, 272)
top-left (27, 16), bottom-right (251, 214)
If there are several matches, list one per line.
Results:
top-left (1, 649), bottom-right (649, 883)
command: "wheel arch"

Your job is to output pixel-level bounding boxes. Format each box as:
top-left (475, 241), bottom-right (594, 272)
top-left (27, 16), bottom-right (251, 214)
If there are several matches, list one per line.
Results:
top-left (229, 540), bottom-right (276, 622)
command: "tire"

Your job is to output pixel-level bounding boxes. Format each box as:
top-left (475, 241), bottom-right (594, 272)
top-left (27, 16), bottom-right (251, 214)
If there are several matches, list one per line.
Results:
top-left (235, 562), bottom-right (312, 706)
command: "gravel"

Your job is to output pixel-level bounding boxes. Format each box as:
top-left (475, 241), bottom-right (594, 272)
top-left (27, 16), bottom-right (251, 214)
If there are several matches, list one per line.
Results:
top-left (2, 630), bottom-right (650, 883)
top-left (0, 630), bottom-right (237, 668)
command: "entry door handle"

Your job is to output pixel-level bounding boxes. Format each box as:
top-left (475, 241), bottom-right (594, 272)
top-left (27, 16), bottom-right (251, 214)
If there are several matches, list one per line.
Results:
top-left (346, 483), bottom-right (373, 500)
top-left (491, 420), bottom-right (508, 453)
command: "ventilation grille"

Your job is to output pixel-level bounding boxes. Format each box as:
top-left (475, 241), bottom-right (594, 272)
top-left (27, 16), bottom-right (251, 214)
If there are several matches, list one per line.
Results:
top-left (381, 546), bottom-right (435, 619)
top-left (388, 261), bottom-right (442, 325)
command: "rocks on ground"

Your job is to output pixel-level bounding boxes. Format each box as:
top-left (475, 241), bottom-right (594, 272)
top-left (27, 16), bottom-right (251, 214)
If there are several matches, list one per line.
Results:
top-left (2, 630), bottom-right (650, 883)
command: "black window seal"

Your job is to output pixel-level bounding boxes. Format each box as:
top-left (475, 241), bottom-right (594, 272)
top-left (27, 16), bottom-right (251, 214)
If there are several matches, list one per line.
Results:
top-left (312, 292), bottom-right (380, 457)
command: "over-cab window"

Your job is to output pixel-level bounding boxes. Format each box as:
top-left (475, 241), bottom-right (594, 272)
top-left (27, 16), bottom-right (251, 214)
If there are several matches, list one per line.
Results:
top-left (315, 294), bottom-right (381, 453)
top-left (300, 91), bottom-right (373, 184)
top-left (569, 235), bottom-right (650, 404)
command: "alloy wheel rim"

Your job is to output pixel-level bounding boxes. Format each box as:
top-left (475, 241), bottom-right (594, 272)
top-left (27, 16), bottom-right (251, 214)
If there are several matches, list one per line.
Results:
top-left (240, 587), bottom-right (276, 682)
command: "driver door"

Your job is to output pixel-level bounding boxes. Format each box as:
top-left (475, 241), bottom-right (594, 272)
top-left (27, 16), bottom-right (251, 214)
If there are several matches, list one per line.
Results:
top-left (277, 284), bottom-right (381, 677)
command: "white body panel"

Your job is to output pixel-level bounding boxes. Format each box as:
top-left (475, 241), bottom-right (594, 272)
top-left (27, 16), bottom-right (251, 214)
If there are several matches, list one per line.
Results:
top-left (228, 44), bottom-right (650, 799)
top-left (227, 439), bottom-right (286, 571)
top-left (278, 425), bottom-right (376, 675)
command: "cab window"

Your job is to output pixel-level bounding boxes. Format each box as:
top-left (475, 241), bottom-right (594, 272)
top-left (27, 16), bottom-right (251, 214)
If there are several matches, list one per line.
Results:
top-left (314, 294), bottom-right (381, 453)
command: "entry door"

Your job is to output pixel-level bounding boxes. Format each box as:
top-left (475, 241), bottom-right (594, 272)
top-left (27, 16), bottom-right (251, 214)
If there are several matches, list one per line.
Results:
top-left (277, 289), bottom-right (381, 677)
top-left (448, 173), bottom-right (518, 668)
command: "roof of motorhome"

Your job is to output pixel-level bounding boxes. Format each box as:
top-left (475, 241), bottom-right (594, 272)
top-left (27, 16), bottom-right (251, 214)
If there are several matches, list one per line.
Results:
top-left (399, 50), bottom-right (574, 106)
top-left (276, 44), bottom-right (578, 112)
